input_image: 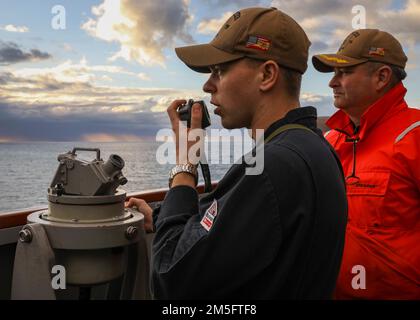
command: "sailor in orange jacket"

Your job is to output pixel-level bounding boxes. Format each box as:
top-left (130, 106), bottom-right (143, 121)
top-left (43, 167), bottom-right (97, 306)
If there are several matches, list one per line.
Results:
top-left (312, 29), bottom-right (420, 299)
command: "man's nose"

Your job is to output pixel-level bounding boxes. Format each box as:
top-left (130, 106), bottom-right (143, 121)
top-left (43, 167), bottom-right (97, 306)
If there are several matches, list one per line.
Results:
top-left (329, 74), bottom-right (339, 88)
top-left (203, 75), bottom-right (216, 93)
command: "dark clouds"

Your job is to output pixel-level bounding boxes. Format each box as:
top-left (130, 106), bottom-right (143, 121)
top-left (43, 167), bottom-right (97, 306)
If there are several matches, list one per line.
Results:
top-left (0, 41), bottom-right (52, 65)
top-left (0, 58), bottom-right (336, 141)
top-left (0, 68), bottom-right (201, 141)
top-left (0, 88), bottom-right (334, 142)
top-left (309, 41), bottom-right (329, 53)
top-left (0, 100), bottom-right (170, 141)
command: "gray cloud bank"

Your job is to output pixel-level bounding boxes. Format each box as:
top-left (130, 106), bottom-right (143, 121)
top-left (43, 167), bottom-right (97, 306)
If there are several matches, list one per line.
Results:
top-left (0, 68), bottom-right (203, 141)
top-left (0, 41), bottom-right (51, 65)
top-left (0, 66), bottom-right (335, 141)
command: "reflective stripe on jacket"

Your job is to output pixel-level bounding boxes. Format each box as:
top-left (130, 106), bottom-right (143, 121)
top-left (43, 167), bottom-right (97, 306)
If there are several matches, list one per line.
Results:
top-left (326, 82), bottom-right (420, 299)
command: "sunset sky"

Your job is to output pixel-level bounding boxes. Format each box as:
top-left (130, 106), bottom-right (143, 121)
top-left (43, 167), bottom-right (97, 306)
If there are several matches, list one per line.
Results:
top-left (0, 0), bottom-right (419, 142)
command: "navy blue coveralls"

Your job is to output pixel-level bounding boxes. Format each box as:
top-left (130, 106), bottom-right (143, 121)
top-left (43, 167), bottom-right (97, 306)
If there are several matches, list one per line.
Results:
top-left (152, 106), bottom-right (347, 299)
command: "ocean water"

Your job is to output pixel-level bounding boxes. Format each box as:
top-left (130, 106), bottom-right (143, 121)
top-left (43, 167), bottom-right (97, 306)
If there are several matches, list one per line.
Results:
top-left (0, 141), bottom-right (237, 213)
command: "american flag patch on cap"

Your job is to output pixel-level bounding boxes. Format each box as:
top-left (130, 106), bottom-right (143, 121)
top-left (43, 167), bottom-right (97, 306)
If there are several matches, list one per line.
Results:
top-left (368, 47), bottom-right (385, 56)
top-left (246, 35), bottom-right (271, 51)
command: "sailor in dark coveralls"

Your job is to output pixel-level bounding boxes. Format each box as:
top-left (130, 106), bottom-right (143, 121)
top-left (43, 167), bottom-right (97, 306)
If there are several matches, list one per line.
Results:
top-left (128, 7), bottom-right (347, 299)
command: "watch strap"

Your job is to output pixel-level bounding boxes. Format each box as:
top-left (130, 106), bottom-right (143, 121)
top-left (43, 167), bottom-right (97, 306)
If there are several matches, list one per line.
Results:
top-left (169, 163), bottom-right (198, 187)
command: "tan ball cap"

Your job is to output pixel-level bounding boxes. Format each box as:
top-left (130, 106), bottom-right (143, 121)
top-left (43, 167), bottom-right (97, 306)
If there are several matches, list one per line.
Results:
top-left (312, 29), bottom-right (407, 72)
top-left (175, 7), bottom-right (311, 74)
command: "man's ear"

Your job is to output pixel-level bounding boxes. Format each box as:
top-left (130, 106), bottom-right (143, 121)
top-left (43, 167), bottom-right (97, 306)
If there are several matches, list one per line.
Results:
top-left (375, 65), bottom-right (393, 91)
top-left (259, 60), bottom-right (279, 92)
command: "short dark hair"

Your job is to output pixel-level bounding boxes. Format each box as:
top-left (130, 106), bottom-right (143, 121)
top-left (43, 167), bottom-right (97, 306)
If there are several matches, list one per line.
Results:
top-left (365, 61), bottom-right (407, 88)
top-left (244, 58), bottom-right (302, 99)
top-left (281, 66), bottom-right (302, 99)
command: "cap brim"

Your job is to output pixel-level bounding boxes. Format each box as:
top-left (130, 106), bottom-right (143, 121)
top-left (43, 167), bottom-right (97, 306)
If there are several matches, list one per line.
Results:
top-left (175, 44), bottom-right (245, 73)
top-left (312, 54), bottom-right (368, 72)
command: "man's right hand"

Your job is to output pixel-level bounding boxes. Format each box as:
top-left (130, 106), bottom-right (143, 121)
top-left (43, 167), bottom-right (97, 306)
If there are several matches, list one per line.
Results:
top-left (167, 99), bottom-right (204, 188)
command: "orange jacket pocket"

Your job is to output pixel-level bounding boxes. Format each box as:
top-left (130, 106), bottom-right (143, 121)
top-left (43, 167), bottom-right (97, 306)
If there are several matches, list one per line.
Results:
top-left (346, 171), bottom-right (390, 196)
top-left (346, 170), bottom-right (391, 227)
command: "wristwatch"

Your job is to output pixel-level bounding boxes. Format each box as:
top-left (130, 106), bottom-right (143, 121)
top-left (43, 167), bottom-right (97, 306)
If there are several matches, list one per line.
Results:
top-left (168, 163), bottom-right (198, 187)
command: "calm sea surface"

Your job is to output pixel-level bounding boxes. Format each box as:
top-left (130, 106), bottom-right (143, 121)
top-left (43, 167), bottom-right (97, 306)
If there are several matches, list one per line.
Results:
top-left (0, 141), bottom-right (237, 213)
